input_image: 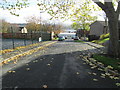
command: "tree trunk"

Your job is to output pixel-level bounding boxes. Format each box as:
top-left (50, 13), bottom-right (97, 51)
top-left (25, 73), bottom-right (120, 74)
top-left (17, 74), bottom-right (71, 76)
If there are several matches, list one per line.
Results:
top-left (107, 14), bottom-right (120, 58)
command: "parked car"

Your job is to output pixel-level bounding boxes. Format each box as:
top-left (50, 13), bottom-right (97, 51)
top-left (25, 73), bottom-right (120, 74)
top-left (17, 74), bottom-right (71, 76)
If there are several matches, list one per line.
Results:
top-left (65, 36), bottom-right (67, 39)
top-left (73, 36), bottom-right (79, 40)
top-left (58, 36), bottom-right (65, 41)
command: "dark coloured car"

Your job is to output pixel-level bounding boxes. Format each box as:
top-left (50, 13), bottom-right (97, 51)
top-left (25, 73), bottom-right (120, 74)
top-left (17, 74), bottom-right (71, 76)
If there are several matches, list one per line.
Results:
top-left (73, 36), bottom-right (79, 40)
top-left (58, 36), bottom-right (65, 41)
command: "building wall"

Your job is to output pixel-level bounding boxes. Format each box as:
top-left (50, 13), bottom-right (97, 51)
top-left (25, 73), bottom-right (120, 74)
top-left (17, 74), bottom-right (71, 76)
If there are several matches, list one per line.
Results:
top-left (89, 22), bottom-right (104, 36)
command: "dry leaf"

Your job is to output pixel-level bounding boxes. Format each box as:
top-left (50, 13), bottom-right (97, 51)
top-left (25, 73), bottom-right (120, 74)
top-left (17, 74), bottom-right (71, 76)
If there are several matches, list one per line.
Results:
top-left (47, 64), bottom-right (50, 66)
top-left (93, 79), bottom-right (98, 81)
top-left (92, 73), bottom-right (97, 75)
top-left (76, 72), bottom-right (80, 75)
top-left (8, 71), bottom-right (12, 73)
top-left (116, 83), bottom-right (120, 86)
top-left (88, 72), bottom-right (92, 74)
top-left (12, 71), bottom-right (16, 73)
top-left (100, 76), bottom-right (105, 78)
top-left (43, 85), bottom-right (48, 88)
top-left (26, 68), bottom-right (30, 71)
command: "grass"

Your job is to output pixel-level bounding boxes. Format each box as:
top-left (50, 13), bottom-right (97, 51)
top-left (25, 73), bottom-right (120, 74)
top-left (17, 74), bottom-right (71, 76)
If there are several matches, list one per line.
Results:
top-left (93, 54), bottom-right (120, 71)
top-left (92, 38), bottom-right (109, 44)
top-left (74, 40), bottom-right (85, 43)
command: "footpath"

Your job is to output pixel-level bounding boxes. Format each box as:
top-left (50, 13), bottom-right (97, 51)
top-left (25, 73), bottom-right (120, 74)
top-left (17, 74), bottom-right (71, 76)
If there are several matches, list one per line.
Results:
top-left (0, 41), bottom-right (57, 66)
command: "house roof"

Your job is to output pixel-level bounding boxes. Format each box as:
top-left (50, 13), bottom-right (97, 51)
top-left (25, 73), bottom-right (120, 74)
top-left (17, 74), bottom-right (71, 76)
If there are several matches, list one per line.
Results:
top-left (90, 20), bottom-right (120, 27)
top-left (90, 21), bottom-right (106, 26)
top-left (10, 23), bottom-right (27, 28)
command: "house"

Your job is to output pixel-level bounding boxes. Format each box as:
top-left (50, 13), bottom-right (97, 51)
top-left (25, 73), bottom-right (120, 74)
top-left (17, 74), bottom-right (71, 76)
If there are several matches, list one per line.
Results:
top-left (89, 21), bottom-right (120, 41)
top-left (10, 23), bottom-right (28, 33)
top-left (88, 21), bottom-right (109, 41)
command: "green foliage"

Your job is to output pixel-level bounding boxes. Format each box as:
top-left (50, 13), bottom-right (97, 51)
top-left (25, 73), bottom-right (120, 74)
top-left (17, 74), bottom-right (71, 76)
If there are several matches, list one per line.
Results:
top-left (71, 0), bottom-right (98, 30)
top-left (93, 54), bottom-right (120, 70)
top-left (100, 33), bottom-right (110, 40)
top-left (91, 38), bottom-right (109, 44)
top-left (0, 0), bottom-right (29, 16)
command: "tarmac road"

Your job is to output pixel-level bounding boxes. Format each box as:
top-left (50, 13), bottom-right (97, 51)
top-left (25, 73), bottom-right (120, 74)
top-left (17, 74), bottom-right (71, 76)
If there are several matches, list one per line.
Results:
top-left (1, 39), bottom-right (119, 88)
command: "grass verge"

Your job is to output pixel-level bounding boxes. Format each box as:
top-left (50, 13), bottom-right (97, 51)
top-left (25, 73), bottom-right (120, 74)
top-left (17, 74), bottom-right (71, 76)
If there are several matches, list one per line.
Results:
top-left (92, 38), bottom-right (109, 44)
top-left (93, 54), bottom-right (120, 71)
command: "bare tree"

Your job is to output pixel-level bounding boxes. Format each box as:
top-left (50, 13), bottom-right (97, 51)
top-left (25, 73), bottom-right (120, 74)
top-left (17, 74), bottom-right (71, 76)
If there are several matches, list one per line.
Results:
top-left (0, 19), bottom-right (10, 33)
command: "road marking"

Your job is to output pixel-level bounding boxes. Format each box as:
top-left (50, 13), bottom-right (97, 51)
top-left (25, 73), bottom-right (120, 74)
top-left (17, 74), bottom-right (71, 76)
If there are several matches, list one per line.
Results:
top-left (0, 41), bottom-right (57, 66)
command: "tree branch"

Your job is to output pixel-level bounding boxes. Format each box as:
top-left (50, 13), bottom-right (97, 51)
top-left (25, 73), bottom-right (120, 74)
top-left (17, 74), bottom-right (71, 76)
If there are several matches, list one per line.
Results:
top-left (92, 0), bottom-right (108, 13)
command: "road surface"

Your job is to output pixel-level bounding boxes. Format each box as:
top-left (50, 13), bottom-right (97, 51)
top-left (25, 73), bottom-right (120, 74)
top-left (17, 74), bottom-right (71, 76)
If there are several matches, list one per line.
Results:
top-left (1, 39), bottom-right (119, 88)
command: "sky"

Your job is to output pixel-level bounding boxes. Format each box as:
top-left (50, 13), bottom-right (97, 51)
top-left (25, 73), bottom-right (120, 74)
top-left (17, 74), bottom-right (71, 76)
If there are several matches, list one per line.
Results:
top-left (0, 0), bottom-right (105, 25)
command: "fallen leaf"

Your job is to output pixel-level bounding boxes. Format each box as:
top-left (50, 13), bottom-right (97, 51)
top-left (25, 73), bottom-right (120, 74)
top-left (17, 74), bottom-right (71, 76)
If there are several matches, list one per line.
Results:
top-left (100, 76), bottom-right (105, 78)
top-left (26, 68), bottom-right (30, 71)
top-left (35, 60), bottom-right (38, 62)
top-left (116, 83), bottom-right (120, 87)
top-left (13, 62), bottom-right (17, 64)
top-left (88, 72), bottom-right (92, 74)
top-left (109, 76), bottom-right (114, 79)
top-left (43, 85), bottom-right (48, 88)
top-left (113, 77), bottom-right (119, 80)
top-left (98, 68), bottom-right (103, 71)
top-left (91, 67), bottom-right (95, 69)
top-left (101, 73), bottom-right (106, 77)
top-left (47, 64), bottom-right (50, 66)
top-left (76, 72), bottom-right (80, 75)
top-left (93, 79), bottom-right (98, 81)
top-left (12, 71), bottom-right (16, 73)
top-left (8, 71), bottom-right (12, 73)
top-left (92, 73), bottom-right (97, 75)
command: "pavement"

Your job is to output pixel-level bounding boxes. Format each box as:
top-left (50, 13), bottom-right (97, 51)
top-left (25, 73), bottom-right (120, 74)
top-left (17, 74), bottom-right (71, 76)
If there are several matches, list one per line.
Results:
top-left (1, 39), bottom-right (120, 88)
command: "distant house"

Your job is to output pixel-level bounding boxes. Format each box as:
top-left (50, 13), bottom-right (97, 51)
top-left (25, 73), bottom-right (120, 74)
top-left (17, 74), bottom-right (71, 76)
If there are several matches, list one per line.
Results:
top-left (10, 23), bottom-right (28, 33)
top-left (76, 29), bottom-right (90, 38)
top-left (88, 21), bottom-right (109, 41)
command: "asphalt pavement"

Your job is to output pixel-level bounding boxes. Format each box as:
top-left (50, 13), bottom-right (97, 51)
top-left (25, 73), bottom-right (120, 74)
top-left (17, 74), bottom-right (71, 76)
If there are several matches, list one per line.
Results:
top-left (1, 39), bottom-right (119, 88)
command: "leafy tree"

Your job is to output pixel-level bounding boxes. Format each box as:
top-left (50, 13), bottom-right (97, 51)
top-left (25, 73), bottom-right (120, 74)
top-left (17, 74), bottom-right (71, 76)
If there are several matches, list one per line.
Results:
top-left (71, 0), bottom-right (98, 31)
top-left (0, 0), bottom-right (29, 16)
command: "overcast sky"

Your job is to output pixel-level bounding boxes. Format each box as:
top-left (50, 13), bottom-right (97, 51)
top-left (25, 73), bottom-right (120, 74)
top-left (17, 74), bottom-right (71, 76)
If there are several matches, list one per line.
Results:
top-left (0, 0), bottom-right (105, 25)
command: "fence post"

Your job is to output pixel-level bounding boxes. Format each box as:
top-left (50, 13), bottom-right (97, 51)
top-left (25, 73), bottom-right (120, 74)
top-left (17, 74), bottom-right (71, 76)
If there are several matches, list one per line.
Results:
top-left (24, 33), bottom-right (26, 46)
top-left (11, 27), bottom-right (15, 49)
top-left (31, 30), bottom-right (33, 44)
